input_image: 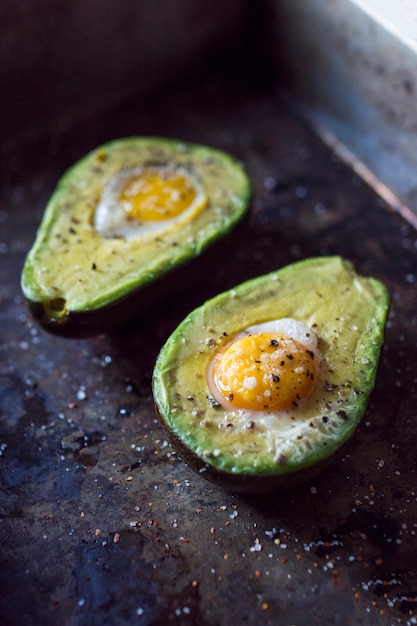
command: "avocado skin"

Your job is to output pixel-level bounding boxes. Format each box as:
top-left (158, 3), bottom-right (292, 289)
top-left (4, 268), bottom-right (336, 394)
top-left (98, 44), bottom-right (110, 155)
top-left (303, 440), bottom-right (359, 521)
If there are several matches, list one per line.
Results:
top-left (21, 137), bottom-right (251, 337)
top-left (153, 256), bottom-right (390, 493)
top-left (23, 222), bottom-right (247, 338)
top-left (156, 404), bottom-right (337, 493)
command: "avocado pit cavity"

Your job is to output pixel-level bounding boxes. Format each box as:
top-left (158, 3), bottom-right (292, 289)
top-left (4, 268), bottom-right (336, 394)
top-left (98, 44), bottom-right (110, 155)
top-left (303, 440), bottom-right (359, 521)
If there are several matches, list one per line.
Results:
top-left (94, 164), bottom-right (208, 240)
top-left (206, 319), bottom-right (320, 413)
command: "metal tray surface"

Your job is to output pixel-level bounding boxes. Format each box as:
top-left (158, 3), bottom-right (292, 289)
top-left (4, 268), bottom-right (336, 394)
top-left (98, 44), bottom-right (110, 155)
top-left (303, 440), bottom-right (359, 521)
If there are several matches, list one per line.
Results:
top-left (1, 77), bottom-right (416, 626)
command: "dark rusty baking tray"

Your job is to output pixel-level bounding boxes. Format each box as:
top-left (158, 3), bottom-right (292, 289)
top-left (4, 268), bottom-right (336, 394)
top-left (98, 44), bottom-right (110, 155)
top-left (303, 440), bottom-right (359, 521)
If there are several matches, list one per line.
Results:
top-left (1, 75), bottom-right (417, 626)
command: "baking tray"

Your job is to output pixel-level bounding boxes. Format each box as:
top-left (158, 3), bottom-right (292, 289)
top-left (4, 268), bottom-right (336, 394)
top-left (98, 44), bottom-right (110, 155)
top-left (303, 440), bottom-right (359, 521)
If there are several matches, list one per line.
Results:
top-left (1, 71), bottom-right (417, 625)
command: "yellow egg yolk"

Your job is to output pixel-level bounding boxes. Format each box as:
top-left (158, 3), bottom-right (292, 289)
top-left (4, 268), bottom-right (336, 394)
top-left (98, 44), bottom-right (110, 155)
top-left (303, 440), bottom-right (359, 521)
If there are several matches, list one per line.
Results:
top-left (211, 333), bottom-right (318, 411)
top-left (119, 169), bottom-right (198, 222)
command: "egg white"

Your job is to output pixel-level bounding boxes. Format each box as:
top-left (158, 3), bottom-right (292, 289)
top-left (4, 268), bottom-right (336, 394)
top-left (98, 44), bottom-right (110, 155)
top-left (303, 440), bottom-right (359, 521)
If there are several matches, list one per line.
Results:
top-left (94, 164), bottom-right (207, 240)
top-left (245, 318), bottom-right (318, 353)
top-left (206, 318), bottom-right (321, 421)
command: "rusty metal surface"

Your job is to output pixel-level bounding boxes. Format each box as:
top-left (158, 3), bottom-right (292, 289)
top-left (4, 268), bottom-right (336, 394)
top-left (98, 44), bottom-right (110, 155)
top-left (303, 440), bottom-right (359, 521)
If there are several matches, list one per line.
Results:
top-left (1, 77), bottom-right (417, 626)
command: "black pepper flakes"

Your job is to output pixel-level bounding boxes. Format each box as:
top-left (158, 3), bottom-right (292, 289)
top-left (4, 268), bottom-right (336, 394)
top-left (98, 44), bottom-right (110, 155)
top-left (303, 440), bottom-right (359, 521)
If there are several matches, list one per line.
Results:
top-left (207, 394), bottom-right (220, 408)
top-left (336, 410), bottom-right (348, 420)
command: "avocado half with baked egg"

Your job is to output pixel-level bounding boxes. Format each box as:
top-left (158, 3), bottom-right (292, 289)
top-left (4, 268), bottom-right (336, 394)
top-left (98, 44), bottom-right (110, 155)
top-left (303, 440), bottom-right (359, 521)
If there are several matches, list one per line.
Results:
top-left (153, 256), bottom-right (390, 493)
top-left (21, 137), bottom-right (251, 336)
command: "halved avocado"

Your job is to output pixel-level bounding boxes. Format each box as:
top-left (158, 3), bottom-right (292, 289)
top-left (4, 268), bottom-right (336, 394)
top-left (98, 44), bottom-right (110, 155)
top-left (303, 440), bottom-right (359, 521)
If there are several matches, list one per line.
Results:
top-left (153, 256), bottom-right (390, 493)
top-left (21, 137), bottom-right (251, 336)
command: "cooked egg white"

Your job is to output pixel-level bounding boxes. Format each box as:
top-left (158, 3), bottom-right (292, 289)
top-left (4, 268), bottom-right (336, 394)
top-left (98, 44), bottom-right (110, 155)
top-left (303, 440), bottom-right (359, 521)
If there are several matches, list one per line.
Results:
top-left (94, 164), bottom-right (207, 240)
top-left (206, 318), bottom-right (320, 421)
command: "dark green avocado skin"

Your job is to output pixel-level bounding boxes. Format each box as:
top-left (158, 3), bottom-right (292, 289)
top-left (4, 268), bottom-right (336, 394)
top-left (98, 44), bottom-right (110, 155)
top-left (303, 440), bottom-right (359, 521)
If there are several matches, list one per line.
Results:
top-left (156, 408), bottom-right (336, 493)
top-left (153, 256), bottom-right (390, 493)
top-left (25, 227), bottom-right (244, 338)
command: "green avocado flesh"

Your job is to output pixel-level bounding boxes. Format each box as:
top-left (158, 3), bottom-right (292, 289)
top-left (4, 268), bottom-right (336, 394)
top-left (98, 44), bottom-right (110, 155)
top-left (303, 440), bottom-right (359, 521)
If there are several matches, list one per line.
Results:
top-left (21, 137), bottom-right (250, 335)
top-left (153, 257), bottom-right (390, 493)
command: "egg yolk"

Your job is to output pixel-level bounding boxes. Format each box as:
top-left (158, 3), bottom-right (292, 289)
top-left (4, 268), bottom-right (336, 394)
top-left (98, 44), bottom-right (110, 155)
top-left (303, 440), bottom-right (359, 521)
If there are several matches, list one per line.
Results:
top-left (119, 169), bottom-right (198, 222)
top-left (211, 333), bottom-right (317, 411)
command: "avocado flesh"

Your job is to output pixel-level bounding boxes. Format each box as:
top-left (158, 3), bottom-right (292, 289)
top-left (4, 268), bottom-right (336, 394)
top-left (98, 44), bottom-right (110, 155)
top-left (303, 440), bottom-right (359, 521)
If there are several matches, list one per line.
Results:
top-left (21, 137), bottom-right (251, 335)
top-left (153, 256), bottom-right (390, 492)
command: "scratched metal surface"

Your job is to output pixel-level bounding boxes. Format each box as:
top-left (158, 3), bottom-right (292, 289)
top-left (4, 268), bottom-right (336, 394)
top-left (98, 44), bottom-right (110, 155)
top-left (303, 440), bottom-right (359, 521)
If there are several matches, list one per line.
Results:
top-left (1, 77), bottom-right (417, 626)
